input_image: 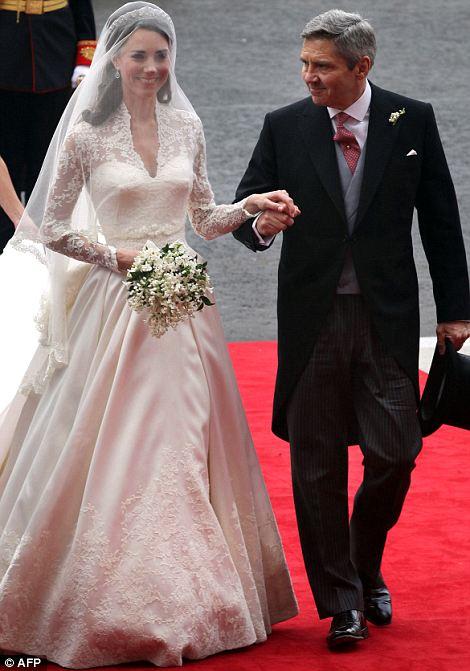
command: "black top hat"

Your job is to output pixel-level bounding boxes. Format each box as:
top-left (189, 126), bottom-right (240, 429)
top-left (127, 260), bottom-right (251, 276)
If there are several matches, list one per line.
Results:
top-left (418, 339), bottom-right (470, 437)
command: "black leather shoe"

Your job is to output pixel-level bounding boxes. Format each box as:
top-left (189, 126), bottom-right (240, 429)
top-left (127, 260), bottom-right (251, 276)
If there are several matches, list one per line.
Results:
top-left (364, 585), bottom-right (392, 626)
top-left (327, 610), bottom-right (369, 649)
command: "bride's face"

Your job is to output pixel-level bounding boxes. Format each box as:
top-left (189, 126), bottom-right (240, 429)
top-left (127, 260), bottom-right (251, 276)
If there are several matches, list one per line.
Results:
top-left (114, 28), bottom-right (170, 99)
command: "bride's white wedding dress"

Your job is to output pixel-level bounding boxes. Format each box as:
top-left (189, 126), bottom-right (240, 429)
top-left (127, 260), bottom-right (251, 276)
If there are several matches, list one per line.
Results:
top-left (0, 102), bottom-right (297, 667)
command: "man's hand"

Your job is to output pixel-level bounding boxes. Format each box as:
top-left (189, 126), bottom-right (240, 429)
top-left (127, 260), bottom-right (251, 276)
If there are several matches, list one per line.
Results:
top-left (243, 189), bottom-right (300, 238)
top-left (436, 321), bottom-right (470, 354)
top-left (254, 190), bottom-right (301, 236)
top-left (255, 208), bottom-right (297, 237)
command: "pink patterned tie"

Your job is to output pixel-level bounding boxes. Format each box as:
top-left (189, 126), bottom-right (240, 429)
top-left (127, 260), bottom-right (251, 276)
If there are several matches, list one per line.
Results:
top-left (333, 111), bottom-right (361, 173)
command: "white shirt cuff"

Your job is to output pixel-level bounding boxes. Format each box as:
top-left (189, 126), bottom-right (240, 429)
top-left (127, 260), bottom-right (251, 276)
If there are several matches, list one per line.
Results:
top-left (252, 214), bottom-right (274, 246)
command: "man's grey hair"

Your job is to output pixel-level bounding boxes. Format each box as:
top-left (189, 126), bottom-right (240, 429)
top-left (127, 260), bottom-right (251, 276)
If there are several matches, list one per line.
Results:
top-left (301, 9), bottom-right (376, 69)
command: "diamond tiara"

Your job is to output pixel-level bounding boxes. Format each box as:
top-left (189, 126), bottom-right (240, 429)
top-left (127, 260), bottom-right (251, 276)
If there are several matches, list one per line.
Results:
top-left (110, 5), bottom-right (175, 40)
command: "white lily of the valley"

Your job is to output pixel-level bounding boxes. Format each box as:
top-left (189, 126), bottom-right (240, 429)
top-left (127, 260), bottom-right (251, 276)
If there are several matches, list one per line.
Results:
top-left (389, 108), bottom-right (406, 125)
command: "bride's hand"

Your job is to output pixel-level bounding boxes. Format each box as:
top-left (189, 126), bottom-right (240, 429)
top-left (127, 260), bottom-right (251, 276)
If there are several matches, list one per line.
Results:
top-left (244, 190), bottom-right (301, 218)
top-left (116, 248), bottom-right (140, 273)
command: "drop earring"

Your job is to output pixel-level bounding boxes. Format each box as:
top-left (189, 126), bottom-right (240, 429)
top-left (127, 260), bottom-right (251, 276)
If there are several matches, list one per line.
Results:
top-left (115, 70), bottom-right (121, 79)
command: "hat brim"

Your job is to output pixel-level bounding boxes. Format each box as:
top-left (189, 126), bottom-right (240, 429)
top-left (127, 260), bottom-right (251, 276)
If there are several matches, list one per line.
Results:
top-left (418, 340), bottom-right (470, 437)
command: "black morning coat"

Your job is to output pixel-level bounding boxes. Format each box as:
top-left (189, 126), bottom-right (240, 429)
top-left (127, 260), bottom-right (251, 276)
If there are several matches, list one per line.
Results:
top-left (0, 0), bottom-right (95, 92)
top-left (233, 83), bottom-right (470, 442)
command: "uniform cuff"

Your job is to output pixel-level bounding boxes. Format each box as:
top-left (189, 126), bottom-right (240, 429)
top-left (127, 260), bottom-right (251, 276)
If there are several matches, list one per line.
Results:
top-left (75, 40), bottom-right (97, 67)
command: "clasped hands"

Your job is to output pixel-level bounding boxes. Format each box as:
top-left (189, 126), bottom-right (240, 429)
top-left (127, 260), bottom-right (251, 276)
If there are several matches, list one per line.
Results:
top-left (244, 190), bottom-right (301, 237)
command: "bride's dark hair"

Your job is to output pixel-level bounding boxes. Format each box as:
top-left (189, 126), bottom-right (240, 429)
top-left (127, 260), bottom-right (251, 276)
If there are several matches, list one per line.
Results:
top-left (82, 19), bottom-right (172, 126)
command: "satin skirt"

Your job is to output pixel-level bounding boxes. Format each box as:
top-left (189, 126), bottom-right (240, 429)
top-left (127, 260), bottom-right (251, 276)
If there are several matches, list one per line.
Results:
top-left (0, 266), bottom-right (297, 668)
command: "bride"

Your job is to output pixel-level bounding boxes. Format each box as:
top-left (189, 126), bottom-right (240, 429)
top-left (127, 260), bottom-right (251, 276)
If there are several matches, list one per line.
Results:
top-left (0, 2), bottom-right (299, 667)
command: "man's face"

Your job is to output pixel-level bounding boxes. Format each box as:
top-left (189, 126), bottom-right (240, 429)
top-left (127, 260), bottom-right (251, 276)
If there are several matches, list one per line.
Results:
top-left (300, 38), bottom-right (368, 109)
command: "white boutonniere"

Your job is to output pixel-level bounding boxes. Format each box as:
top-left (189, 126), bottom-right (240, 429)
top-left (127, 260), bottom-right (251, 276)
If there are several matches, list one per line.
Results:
top-left (389, 108), bottom-right (406, 126)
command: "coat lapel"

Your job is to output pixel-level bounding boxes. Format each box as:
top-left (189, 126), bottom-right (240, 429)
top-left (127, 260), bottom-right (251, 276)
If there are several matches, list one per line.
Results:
top-left (297, 100), bottom-right (347, 225)
top-left (356, 84), bottom-right (401, 226)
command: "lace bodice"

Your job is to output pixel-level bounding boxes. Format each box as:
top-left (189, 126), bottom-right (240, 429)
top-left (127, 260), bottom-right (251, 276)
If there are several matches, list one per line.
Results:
top-left (41, 103), bottom-right (249, 271)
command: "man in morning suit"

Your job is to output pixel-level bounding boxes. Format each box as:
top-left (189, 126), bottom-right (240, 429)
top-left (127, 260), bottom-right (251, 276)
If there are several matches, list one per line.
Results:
top-left (233, 9), bottom-right (470, 649)
top-left (0, 0), bottom-right (96, 253)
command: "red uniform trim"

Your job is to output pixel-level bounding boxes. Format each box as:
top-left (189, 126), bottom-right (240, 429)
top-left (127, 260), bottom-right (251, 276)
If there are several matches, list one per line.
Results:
top-left (75, 39), bottom-right (96, 66)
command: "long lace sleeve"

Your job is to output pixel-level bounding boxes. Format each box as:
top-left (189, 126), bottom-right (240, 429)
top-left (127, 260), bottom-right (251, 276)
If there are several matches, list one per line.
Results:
top-left (188, 119), bottom-right (251, 240)
top-left (46, 233), bottom-right (118, 272)
top-left (41, 128), bottom-right (118, 272)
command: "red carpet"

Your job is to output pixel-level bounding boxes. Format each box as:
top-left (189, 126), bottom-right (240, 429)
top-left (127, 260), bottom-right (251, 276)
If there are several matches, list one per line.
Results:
top-left (53, 341), bottom-right (469, 671)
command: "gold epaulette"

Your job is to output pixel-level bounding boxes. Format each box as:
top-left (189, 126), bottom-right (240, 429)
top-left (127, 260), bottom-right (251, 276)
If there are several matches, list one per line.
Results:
top-left (0, 0), bottom-right (68, 22)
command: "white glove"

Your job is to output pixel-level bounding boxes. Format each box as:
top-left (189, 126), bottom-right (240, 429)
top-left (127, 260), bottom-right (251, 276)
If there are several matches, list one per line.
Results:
top-left (71, 65), bottom-right (90, 89)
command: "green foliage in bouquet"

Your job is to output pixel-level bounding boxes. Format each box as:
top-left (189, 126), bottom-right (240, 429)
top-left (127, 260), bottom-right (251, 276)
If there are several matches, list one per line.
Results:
top-left (125, 241), bottom-right (214, 337)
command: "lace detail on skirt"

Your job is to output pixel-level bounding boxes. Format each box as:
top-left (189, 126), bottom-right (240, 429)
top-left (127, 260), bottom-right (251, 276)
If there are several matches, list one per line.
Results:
top-left (0, 444), bottom-right (261, 667)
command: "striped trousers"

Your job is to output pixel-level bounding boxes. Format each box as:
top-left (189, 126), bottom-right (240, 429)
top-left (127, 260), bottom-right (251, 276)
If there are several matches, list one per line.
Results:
top-left (286, 295), bottom-right (422, 618)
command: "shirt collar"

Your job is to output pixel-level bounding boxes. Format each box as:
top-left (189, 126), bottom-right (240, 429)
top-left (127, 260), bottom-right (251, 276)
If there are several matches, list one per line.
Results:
top-left (328, 80), bottom-right (371, 121)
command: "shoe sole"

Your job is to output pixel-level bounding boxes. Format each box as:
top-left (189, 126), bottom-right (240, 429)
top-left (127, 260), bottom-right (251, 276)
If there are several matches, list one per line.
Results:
top-left (327, 629), bottom-right (369, 650)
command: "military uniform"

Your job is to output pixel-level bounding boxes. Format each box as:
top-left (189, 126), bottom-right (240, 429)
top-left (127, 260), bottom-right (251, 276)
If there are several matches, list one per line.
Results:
top-left (0, 0), bottom-right (96, 251)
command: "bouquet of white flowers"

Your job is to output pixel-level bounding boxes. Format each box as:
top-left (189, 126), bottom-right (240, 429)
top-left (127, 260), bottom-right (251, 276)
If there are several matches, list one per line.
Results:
top-left (125, 240), bottom-right (213, 338)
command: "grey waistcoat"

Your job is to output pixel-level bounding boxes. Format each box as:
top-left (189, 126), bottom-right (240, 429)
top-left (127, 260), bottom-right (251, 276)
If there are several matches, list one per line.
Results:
top-left (334, 140), bottom-right (366, 294)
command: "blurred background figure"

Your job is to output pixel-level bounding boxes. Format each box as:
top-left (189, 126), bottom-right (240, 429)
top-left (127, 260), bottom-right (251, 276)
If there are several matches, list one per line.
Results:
top-left (0, 155), bottom-right (23, 229)
top-left (0, 0), bottom-right (97, 253)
